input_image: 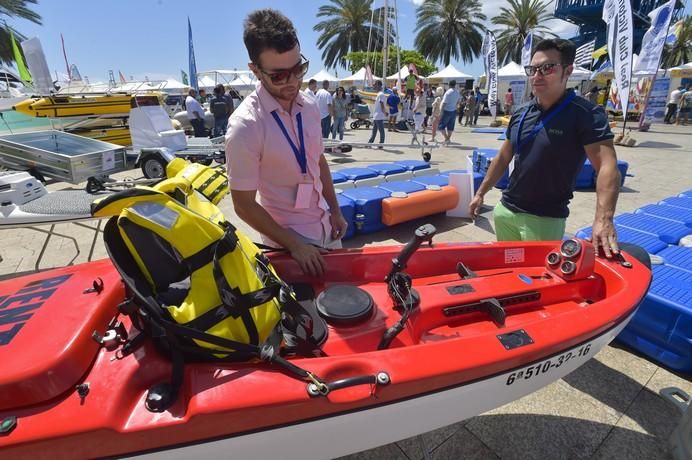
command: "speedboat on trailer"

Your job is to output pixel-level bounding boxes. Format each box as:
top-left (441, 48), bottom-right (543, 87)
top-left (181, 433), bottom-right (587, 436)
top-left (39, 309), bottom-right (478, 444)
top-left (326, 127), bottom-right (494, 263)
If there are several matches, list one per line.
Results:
top-left (0, 227), bottom-right (650, 459)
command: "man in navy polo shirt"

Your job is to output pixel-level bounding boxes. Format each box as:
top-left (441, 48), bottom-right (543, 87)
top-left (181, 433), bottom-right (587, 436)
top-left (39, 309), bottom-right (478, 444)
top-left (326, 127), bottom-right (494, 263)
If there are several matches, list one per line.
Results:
top-left (469, 39), bottom-right (621, 257)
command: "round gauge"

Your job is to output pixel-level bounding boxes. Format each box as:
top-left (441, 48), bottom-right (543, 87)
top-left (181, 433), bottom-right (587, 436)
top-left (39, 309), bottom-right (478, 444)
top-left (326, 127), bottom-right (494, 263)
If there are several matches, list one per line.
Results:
top-left (560, 239), bottom-right (582, 258)
top-left (547, 252), bottom-right (561, 266)
top-left (560, 260), bottom-right (577, 275)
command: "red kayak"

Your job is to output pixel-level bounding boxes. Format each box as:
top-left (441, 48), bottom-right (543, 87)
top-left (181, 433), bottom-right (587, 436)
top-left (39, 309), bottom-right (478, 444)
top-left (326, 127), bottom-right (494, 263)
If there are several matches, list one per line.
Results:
top-left (0, 229), bottom-right (650, 459)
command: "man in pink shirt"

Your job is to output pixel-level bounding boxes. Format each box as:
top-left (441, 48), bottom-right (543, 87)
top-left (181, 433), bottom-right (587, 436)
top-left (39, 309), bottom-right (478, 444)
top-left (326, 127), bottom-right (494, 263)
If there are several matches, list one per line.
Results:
top-left (226, 9), bottom-right (348, 277)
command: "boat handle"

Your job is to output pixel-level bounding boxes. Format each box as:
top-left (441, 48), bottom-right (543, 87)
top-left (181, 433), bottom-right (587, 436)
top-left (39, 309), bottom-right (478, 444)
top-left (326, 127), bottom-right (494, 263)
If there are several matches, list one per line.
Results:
top-left (307, 371), bottom-right (390, 397)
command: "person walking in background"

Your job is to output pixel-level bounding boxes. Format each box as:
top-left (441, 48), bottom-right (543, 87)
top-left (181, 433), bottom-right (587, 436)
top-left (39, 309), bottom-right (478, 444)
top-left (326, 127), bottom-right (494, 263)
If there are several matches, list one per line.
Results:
top-left (387, 87), bottom-right (401, 132)
top-left (504, 88), bottom-right (514, 115)
top-left (464, 91), bottom-right (476, 126)
top-left (469, 38), bottom-right (620, 257)
top-left (315, 80), bottom-right (333, 138)
top-left (430, 87), bottom-right (444, 143)
top-left (457, 89), bottom-right (466, 124)
top-left (666, 86), bottom-right (683, 124)
top-left (304, 79), bottom-right (317, 99)
top-left (424, 85), bottom-right (434, 128)
top-left (473, 86), bottom-right (482, 125)
top-left (437, 80), bottom-right (461, 145)
top-left (368, 80), bottom-right (387, 148)
top-left (185, 88), bottom-right (206, 137)
top-left (412, 86), bottom-right (426, 135)
top-left (676, 85), bottom-right (691, 126)
top-left (210, 84), bottom-right (230, 137)
top-left (331, 86), bottom-right (348, 140)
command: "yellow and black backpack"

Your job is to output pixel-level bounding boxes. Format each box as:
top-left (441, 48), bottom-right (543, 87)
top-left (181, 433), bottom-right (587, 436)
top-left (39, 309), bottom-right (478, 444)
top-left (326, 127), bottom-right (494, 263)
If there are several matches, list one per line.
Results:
top-left (91, 175), bottom-right (327, 411)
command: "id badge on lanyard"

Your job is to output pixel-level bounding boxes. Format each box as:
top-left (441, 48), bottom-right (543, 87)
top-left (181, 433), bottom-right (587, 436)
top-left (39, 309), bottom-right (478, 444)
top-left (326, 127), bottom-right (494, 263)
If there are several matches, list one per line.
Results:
top-left (271, 110), bottom-right (312, 209)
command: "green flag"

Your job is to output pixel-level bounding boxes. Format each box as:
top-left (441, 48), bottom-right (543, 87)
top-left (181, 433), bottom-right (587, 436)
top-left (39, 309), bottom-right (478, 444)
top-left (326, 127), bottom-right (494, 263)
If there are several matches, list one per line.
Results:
top-left (181, 70), bottom-right (188, 85)
top-left (10, 29), bottom-right (32, 84)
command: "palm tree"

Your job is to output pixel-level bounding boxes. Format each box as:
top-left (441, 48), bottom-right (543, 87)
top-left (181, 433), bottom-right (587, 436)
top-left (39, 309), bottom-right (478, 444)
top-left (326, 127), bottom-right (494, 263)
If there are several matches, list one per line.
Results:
top-left (662, 15), bottom-right (691, 69)
top-left (0, 0), bottom-right (42, 66)
top-left (314, 0), bottom-right (395, 69)
top-left (413, 0), bottom-right (486, 66)
top-left (491, 0), bottom-right (556, 66)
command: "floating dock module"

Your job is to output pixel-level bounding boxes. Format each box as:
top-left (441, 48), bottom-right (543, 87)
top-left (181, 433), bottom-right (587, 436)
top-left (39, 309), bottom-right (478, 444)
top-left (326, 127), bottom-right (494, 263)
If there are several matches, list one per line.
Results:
top-left (393, 160), bottom-right (431, 172)
top-left (412, 175), bottom-right (449, 187)
top-left (376, 180), bottom-right (426, 195)
top-left (616, 264), bottom-right (692, 372)
top-left (336, 167), bottom-right (379, 181)
top-left (336, 194), bottom-right (356, 239)
top-left (471, 127), bottom-right (506, 134)
top-left (365, 163), bottom-right (407, 176)
top-left (381, 185), bottom-right (459, 226)
top-left (636, 204), bottom-right (692, 227)
top-left (615, 213), bottom-right (690, 245)
top-left (576, 224), bottom-right (667, 254)
top-left (661, 196), bottom-right (692, 210)
top-left (331, 171), bottom-right (347, 184)
top-left (341, 187), bottom-right (390, 234)
top-left (657, 246), bottom-right (692, 272)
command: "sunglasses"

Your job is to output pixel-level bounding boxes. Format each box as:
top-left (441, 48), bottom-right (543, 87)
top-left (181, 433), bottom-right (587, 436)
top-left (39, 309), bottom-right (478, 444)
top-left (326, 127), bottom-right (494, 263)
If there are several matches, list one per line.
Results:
top-left (257, 55), bottom-right (310, 85)
top-left (524, 63), bottom-right (565, 76)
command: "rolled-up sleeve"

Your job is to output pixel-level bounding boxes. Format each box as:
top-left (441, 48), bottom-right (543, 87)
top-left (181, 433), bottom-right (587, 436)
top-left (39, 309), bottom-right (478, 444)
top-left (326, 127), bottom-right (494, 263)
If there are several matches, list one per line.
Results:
top-left (581, 105), bottom-right (614, 146)
top-left (225, 114), bottom-right (262, 191)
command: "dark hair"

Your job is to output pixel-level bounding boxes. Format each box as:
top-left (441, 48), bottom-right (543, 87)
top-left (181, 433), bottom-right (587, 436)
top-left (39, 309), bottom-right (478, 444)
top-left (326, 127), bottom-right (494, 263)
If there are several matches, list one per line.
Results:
top-left (243, 9), bottom-right (299, 64)
top-left (449, 80), bottom-right (456, 88)
top-left (533, 39), bottom-right (576, 66)
top-left (336, 86), bottom-right (346, 99)
top-left (308, 79), bottom-right (317, 85)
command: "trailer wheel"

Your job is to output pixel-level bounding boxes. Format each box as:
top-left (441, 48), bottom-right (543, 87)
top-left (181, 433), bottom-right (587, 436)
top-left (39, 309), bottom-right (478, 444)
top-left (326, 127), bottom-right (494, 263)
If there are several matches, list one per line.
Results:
top-left (142, 156), bottom-right (166, 179)
top-left (350, 121), bottom-right (359, 129)
top-left (422, 151), bottom-right (431, 162)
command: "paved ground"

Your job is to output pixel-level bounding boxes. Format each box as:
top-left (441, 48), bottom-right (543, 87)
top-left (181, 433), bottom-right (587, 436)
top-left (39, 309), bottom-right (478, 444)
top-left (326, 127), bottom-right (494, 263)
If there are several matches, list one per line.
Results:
top-left (0, 116), bottom-right (690, 459)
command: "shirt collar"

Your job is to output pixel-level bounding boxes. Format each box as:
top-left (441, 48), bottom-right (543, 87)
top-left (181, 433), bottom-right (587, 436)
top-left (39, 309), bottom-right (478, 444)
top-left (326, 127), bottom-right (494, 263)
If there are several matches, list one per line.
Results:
top-left (256, 81), bottom-right (305, 115)
top-left (531, 88), bottom-right (574, 113)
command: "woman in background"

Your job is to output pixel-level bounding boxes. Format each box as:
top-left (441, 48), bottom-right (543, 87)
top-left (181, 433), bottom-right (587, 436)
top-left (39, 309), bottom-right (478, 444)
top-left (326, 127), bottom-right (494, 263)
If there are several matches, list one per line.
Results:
top-left (331, 86), bottom-right (349, 141)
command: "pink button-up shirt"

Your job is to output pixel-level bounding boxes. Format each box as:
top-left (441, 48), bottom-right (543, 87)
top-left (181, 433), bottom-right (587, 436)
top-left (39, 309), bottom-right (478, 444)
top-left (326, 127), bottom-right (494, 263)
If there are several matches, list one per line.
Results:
top-left (225, 83), bottom-right (330, 243)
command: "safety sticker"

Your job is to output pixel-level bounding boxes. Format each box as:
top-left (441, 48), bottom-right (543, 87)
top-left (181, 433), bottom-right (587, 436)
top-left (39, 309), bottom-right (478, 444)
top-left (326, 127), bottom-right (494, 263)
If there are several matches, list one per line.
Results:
top-left (504, 248), bottom-right (525, 264)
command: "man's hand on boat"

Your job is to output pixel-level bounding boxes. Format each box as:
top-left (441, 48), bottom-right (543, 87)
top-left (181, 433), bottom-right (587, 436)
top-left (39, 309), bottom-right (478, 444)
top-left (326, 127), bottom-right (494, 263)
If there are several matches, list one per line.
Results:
top-left (589, 217), bottom-right (619, 258)
top-left (330, 211), bottom-right (349, 240)
top-left (289, 241), bottom-right (328, 277)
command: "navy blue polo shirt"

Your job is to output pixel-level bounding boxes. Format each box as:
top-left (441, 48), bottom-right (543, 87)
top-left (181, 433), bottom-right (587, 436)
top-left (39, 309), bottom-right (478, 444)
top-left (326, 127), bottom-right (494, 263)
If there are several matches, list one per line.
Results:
top-left (501, 90), bottom-right (613, 218)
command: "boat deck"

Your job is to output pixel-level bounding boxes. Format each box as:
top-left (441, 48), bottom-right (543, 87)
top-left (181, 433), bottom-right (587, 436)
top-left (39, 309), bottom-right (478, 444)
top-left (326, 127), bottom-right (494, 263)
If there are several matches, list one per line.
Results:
top-left (1, 119), bottom-right (690, 459)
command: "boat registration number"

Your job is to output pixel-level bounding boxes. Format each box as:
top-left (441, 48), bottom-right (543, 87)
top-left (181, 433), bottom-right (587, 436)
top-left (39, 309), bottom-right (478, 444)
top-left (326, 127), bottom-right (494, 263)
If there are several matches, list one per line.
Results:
top-left (505, 343), bottom-right (592, 386)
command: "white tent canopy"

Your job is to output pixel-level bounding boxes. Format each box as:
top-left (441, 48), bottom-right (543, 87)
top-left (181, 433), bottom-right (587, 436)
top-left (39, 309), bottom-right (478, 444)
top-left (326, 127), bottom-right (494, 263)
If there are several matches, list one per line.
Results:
top-left (427, 64), bottom-right (473, 83)
top-left (386, 65), bottom-right (414, 81)
top-left (228, 73), bottom-right (257, 93)
top-left (304, 69), bottom-right (339, 83)
top-left (340, 67), bottom-right (380, 88)
top-left (569, 66), bottom-right (592, 81)
top-left (497, 61), bottom-right (525, 79)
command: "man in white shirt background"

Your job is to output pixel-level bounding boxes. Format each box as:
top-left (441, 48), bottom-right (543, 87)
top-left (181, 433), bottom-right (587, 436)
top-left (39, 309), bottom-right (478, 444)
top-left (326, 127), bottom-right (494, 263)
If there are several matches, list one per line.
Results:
top-left (185, 88), bottom-right (206, 137)
top-left (438, 80), bottom-right (461, 145)
top-left (315, 80), bottom-right (333, 138)
top-left (304, 78), bottom-right (317, 99)
top-left (665, 86), bottom-right (683, 124)
top-left (368, 80), bottom-right (387, 148)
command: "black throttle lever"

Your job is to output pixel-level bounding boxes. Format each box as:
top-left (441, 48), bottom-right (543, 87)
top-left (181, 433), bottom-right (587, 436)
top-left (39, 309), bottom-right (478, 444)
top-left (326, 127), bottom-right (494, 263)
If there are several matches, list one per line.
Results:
top-left (385, 224), bottom-right (437, 282)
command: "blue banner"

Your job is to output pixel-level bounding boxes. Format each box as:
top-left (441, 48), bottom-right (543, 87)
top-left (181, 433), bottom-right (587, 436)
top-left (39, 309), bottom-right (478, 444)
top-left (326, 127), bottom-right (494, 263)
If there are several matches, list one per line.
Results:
top-left (188, 17), bottom-right (199, 92)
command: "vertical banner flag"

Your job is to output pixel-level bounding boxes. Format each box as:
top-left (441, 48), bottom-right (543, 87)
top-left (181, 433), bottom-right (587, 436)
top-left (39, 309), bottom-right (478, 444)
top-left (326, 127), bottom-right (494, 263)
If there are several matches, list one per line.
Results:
top-left (521, 32), bottom-right (533, 102)
top-left (575, 40), bottom-right (596, 68)
top-left (603, 0), bottom-right (633, 123)
top-left (10, 30), bottom-right (32, 84)
top-left (188, 17), bottom-right (199, 92)
top-left (486, 31), bottom-right (498, 119)
top-left (181, 70), bottom-right (189, 85)
top-left (634, 0), bottom-right (675, 74)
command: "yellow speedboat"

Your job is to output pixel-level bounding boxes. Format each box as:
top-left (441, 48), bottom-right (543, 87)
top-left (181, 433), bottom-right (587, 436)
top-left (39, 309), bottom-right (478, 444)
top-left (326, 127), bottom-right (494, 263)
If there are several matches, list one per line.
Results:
top-left (13, 93), bottom-right (162, 118)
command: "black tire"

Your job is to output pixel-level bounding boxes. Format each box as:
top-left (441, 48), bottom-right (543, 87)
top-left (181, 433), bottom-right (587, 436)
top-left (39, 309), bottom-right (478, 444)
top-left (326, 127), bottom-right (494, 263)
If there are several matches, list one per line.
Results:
top-left (422, 151), bottom-right (431, 162)
top-left (141, 156), bottom-right (167, 179)
top-left (350, 121), bottom-right (359, 129)
top-left (365, 121), bottom-right (372, 128)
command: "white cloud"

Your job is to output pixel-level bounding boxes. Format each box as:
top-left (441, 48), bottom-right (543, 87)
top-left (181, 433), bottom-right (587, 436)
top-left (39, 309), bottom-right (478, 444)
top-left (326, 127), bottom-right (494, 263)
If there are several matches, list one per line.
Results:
top-left (408, 0), bottom-right (425, 5)
top-left (481, 0), bottom-right (580, 39)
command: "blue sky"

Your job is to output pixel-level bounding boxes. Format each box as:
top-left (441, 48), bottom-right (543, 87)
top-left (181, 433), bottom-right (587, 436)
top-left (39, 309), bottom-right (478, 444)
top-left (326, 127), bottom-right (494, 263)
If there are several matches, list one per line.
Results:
top-left (9, 0), bottom-right (690, 84)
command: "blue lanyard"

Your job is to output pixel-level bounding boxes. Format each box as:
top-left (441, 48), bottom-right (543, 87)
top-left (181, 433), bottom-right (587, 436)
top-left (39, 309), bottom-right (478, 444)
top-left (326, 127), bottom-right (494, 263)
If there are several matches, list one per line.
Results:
top-left (516, 91), bottom-right (576, 152)
top-left (270, 110), bottom-right (307, 175)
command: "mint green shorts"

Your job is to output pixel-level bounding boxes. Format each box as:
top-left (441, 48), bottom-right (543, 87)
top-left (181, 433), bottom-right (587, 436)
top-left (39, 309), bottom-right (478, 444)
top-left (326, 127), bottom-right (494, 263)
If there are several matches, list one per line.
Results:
top-left (493, 201), bottom-right (566, 241)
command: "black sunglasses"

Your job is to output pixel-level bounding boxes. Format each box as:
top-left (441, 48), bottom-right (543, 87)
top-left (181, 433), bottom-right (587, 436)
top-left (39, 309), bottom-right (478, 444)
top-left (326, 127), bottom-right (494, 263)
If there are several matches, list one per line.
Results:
top-left (257, 55), bottom-right (310, 85)
top-left (524, 63), bottom-right (565, 76)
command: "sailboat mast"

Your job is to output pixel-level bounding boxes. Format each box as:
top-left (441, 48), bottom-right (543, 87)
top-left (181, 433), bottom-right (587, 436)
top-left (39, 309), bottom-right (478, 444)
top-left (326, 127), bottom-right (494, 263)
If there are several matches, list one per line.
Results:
top-left (382, 0), bottom-right (389, 86)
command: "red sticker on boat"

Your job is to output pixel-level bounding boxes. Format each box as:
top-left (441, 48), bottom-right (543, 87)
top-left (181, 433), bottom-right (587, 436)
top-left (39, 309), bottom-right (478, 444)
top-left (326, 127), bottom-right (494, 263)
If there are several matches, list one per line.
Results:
top-left (504, 248), bottom-right (525, 264)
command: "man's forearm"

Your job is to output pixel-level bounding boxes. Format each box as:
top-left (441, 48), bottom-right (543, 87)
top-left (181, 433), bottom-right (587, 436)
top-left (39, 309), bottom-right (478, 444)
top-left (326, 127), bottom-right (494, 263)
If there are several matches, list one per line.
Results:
top-left (594, 161), bottom-right (620, 222)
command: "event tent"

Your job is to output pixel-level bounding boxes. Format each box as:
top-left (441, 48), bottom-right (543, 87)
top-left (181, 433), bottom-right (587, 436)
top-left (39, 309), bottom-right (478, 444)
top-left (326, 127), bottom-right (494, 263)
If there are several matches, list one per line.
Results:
top-left (340, 67), bottom-right (380, 88)
top-left (669, 62), bottom-right (692, 77)
top-left (228, 74), bottom-right (257, 93)
top-left (497, 62), bottom-right (525, 79)
top-left (304, 69), bottom-right (340, 83)
top-left (386, 65), bottom-right (416, 82)
top-left (426, 64), bottom-right (473, 84)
